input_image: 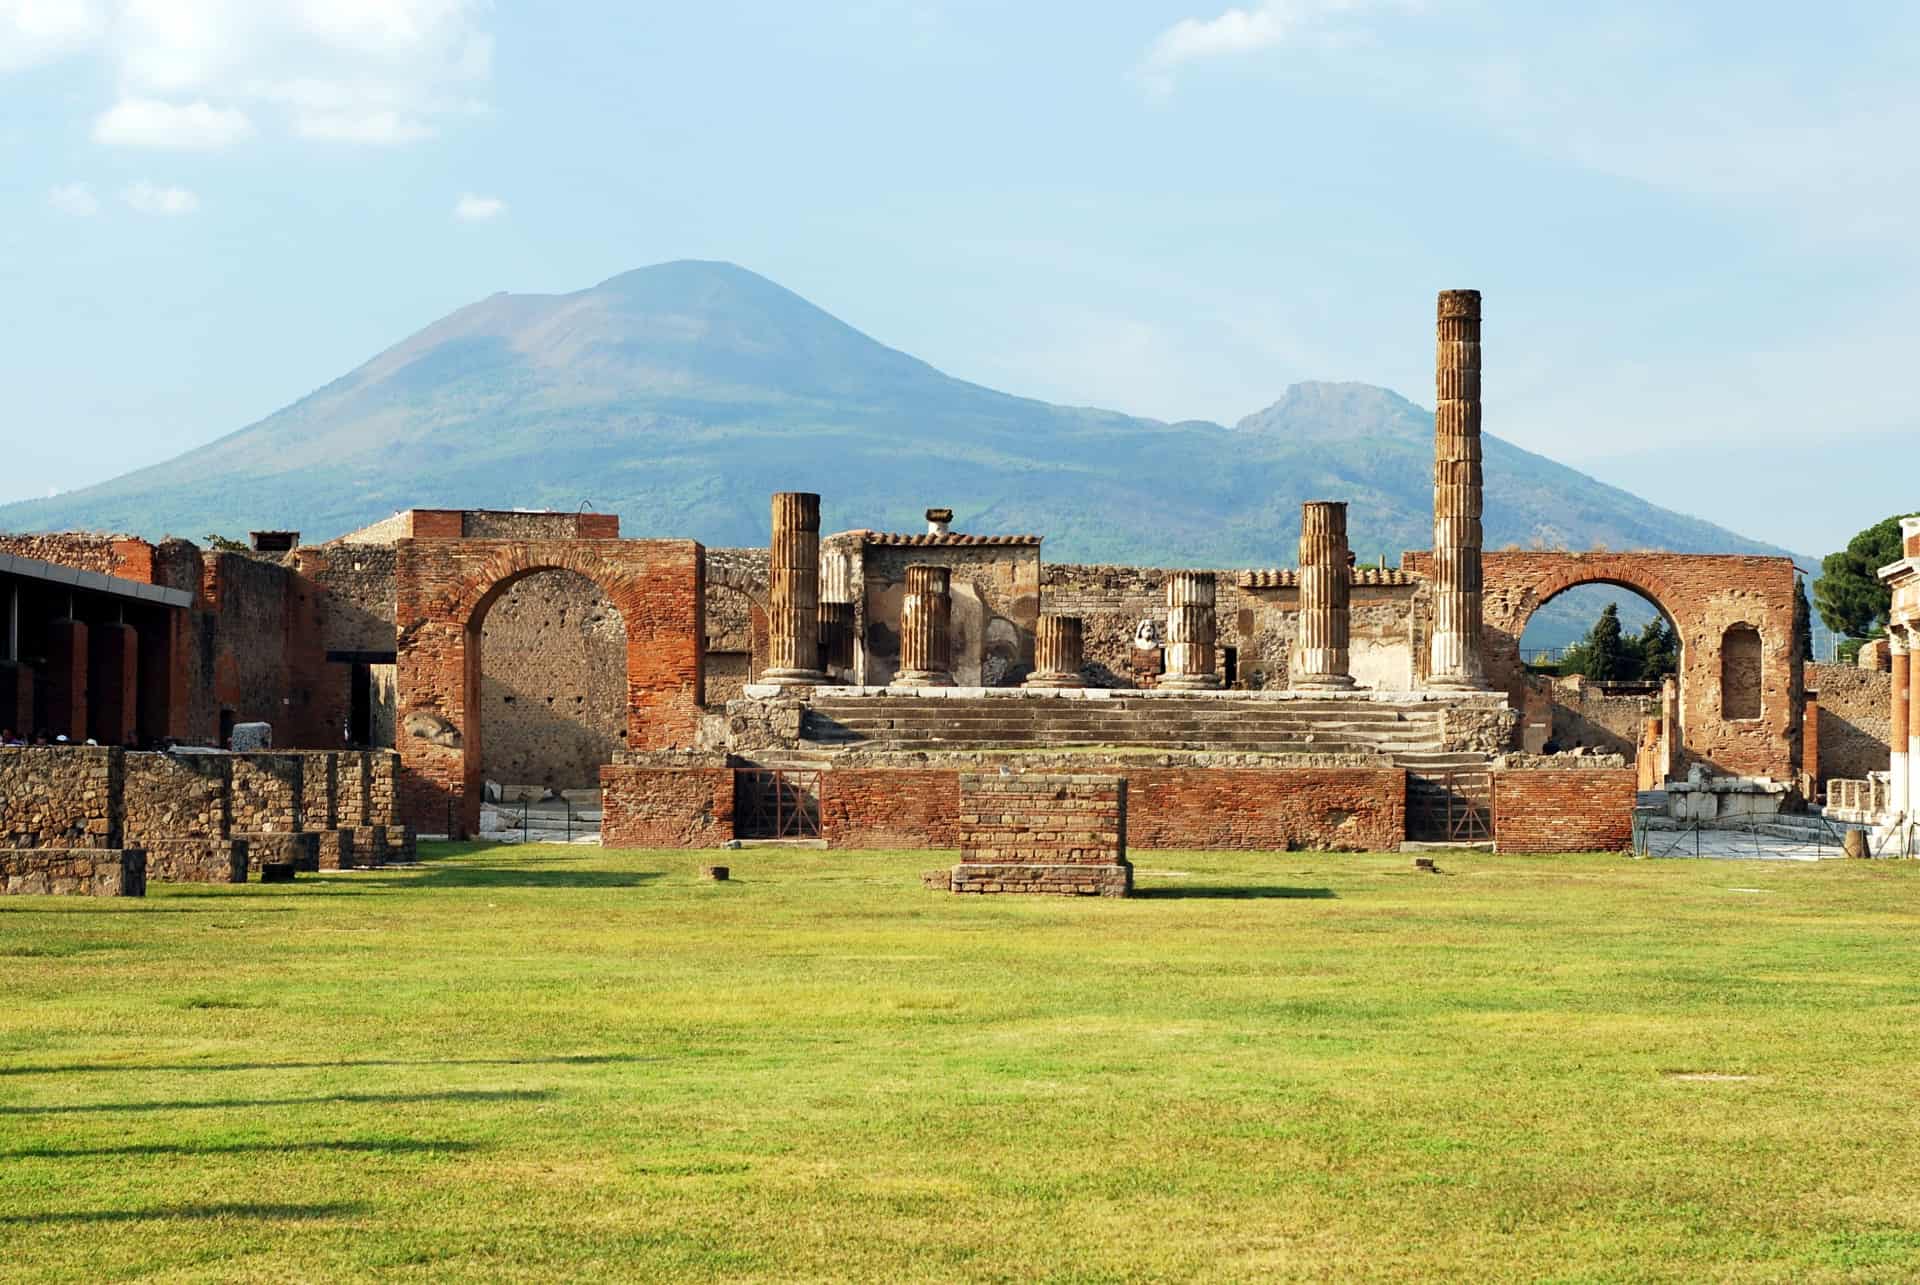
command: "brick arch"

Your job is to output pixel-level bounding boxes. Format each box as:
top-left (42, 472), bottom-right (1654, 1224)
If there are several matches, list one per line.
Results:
top-left (1474, 551), bottom-right (1799, 778)
top-left (395, 537), bottom-right (704, 835)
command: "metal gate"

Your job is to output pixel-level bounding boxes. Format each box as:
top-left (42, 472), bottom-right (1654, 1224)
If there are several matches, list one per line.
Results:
top-left (1406, 772), bottom-right (1494, 843)
top-left (735, 770), bottom-right (821, 839)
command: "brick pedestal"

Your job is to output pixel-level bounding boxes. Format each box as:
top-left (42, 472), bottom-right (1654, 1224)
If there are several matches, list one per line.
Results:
top-left (942, 773), bottom-right (1130, 896)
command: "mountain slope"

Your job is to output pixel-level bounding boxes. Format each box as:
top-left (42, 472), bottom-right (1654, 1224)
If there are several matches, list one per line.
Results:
top-left (0, 260), bottom-right (1792, 573)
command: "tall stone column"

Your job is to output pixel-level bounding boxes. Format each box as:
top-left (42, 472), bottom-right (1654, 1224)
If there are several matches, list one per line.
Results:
top-left (1293, 501), bottom-right (1358, 690)
top-left (896, 564), bottom-right (954, 687)
top-left (1892, 635), bottom-right (1910, 817)
top-left (1160, 572), bottom-right (1222, 690)
top-left (1428, 288), bottom-right (1488, 690)
top-left (763, 491), bottom-right (826, 686)
top-left (1024, 615), bottom-right (1086, 688)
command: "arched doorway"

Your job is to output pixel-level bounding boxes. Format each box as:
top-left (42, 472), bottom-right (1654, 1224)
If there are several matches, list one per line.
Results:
top-left (393, 538), bottom-right (705, 836)
top-left (475, 568), bottom-right (628, 798)
top-left (1514, 581), bottom-right (1680, 761)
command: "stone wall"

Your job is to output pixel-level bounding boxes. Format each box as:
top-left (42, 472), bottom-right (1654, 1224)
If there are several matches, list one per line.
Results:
top-left (123, 752), bottom-right (229, 842)
top-left (950, 774), bottom-right (1130, 896)
top-left (1807, 663), bottom-right (1892, 783)
top-left (860, 541), bottom-right (1041, 687)
top-left (477, 568), bottom-right (628, 792)
top-left (1042, 564), bottom-right (1419, 690)
top-left (1524, 676), bottom-right (1656, 757)
top-left (0, 746), bottom-right (121, 847)
top-left (819, 769), bottom-right (961, 849)
top-left (599, 766), bottom-right (735, 848)
top-left (231, 754), bottom-right (303, 832)
top-left (1123, 767), bottom-right (1404, 851)
top-left (1492, 768), bottom-right (1637, 854)
top-left (0, 848), bottom-right (144, 896)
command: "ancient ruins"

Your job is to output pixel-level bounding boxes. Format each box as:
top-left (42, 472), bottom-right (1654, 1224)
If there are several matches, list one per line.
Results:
top-left (2, 290), bottom-right (1909, 895)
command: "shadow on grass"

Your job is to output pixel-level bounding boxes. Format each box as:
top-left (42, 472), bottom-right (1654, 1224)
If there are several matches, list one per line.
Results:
top-left (4, 1138), bottom-right (482, 1160)
top-left (0, 1202), bottom-right (365, 1226)
top-left (0, 1053), bottom-right (649, 1078)
top-left (0, 904), bottom-right (294, 914)
top-left (1133, 886), bottom-right (1337, 900)
top-left (0, 1088), bottom-right (552, 1116)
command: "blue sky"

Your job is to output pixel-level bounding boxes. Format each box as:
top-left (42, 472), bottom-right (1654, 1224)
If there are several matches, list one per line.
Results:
top-left (2, 0), bottom-right (1916, 555)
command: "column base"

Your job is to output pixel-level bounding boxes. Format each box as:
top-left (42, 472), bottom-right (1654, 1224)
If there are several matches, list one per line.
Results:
top-left (1022, 672), bottom-right (1086, 689)
top-left (760, 668), bottom-right (827, 688)
top-left (1291, 674), bottom-right (1359, 691)
top-left (1424, 677), bottom-right (1490, 693)
top-left (1157, 674), bottom-right (1222, 691)
top-left (893, 670), bottom-right (955, 688)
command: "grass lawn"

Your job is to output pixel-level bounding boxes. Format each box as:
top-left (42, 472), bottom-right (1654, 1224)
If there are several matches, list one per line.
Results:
top-left (4, 844), bottom-right (1920, 1282)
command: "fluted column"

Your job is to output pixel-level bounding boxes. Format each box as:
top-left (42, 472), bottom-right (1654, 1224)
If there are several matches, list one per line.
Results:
top-left (1293, 501), bottom-right (1358, 690)
top-left (1160, 571), bottom-right (1222, 690)
top-left (1428, 289), bottom-right (1488, 690)
top-left (1894, 634), bottom-right (1911, 818)
top-left (896, 564), bottom-right (954, 687)
top-left (1909, 628), bottom-right (1920, 824)
top-left (1024, 615), bottom-right (1086, 688)
top-left (763, 492), bottom-right (826, 686)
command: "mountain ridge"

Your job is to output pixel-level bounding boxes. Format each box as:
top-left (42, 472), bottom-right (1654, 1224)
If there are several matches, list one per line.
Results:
top-left (0, 260), bottom-right (1796, 576)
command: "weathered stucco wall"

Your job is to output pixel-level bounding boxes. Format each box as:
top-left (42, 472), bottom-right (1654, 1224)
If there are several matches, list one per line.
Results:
top-left (859, 540), bottom-right (1040, 687)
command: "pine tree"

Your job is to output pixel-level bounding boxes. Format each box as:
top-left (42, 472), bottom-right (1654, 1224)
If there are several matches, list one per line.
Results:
top-left (1562, 603), bottom-right (1631, 681)
top-left (1815, 513), bottom-right (1918, 643)
top-left (1635, 617), bottom-right (1678, 680)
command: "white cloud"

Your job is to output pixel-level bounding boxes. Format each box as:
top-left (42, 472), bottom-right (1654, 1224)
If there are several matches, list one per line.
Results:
top-left (1141, 1), bottom-right (1411, 96)
top-left (0, 0), bottom-right (104, 72)
top-left (2, 1), bottom-right (490, 145)
top-left (121, 180), bottom-right (199, 215)
top-left (93, 95), bottom-right (253, 147)
top-left (47, 181), bottom-right (100, 216)
top-left (453, 192), bottom-right (503, 221)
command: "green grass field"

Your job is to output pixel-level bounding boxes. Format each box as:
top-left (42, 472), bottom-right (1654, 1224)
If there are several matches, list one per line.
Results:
top-left (4, 843), bottom-right (1920, 1282)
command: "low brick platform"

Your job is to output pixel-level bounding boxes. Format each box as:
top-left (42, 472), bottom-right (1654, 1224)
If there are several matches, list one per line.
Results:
top-left (942, 773), bottom-right (1130, 897)
top-left (0, 848), bottom-right (146, 896)
top-left (238, 832), bottom-right (320, 874)
top-left (384, 826), bottom-right (417, 864)
top-left (143, 838), bottom-right (247, 883)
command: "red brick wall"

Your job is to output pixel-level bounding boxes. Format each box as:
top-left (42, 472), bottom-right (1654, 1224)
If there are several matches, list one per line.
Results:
top-left (957, 773), bottom-right (1125, 864)
top-left (600, 766), bottom-right (734, 848)
top-left (1492, 769), bottom-right (1637, 854)
top-left (1124, 767), bottom-right (1405, 851)
top-left (819, 769), bottom-right (960, 849)
top-left (393, 538), bottom-right (704, 834)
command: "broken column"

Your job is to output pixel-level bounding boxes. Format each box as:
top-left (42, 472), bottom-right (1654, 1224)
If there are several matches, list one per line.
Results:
top-left (762, 491), bottom-right (826, 687)
top-left (1428, 289), bottom-right (1488, 690)
top-left (1024, 615), bottom-right (1086, 688)
top-left (1893, 634), bottom-right (1910, 818)
top-left (1292, 501), bottom-right (1358, 690)
top-left (1159, 571), bottom-right (1222, 690)
top-left (896, 564), bottom-right (954, 687)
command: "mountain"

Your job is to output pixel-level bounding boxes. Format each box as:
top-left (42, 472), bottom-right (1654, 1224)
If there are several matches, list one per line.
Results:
top-left (0, 260), bottom-right (1794, 581)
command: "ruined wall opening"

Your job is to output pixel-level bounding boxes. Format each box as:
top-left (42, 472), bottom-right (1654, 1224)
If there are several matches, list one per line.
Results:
top-left (703, 584), bottom-right (763, 709)
top-left (475, 568), bottom-right (627, 796)
top-left (1720, 624), bottom-right (1763, 721)
top-left (1515, 582), bottom-right (1680, 757)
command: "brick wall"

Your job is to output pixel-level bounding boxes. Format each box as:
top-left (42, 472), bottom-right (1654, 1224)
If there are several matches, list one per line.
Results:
top-left (1492, 769), bottom-right (1637, 854)
top-left (1807, 663), bottom-right (1891, 782)
top-left (0, 746), bottom-right (122, 847)
top-left (819, 769), bottom-right (960, 849)
top-left (599, 766), bottom-right (734, 848)
top-left (1419, 551), bottom-right (1802, 779)
top-left (951, 773), bottom-right (1129, 895)
top-left (393, 537), bottom-right (704, 835)
top-left (1123, 767), bottom-right (1405, 851)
